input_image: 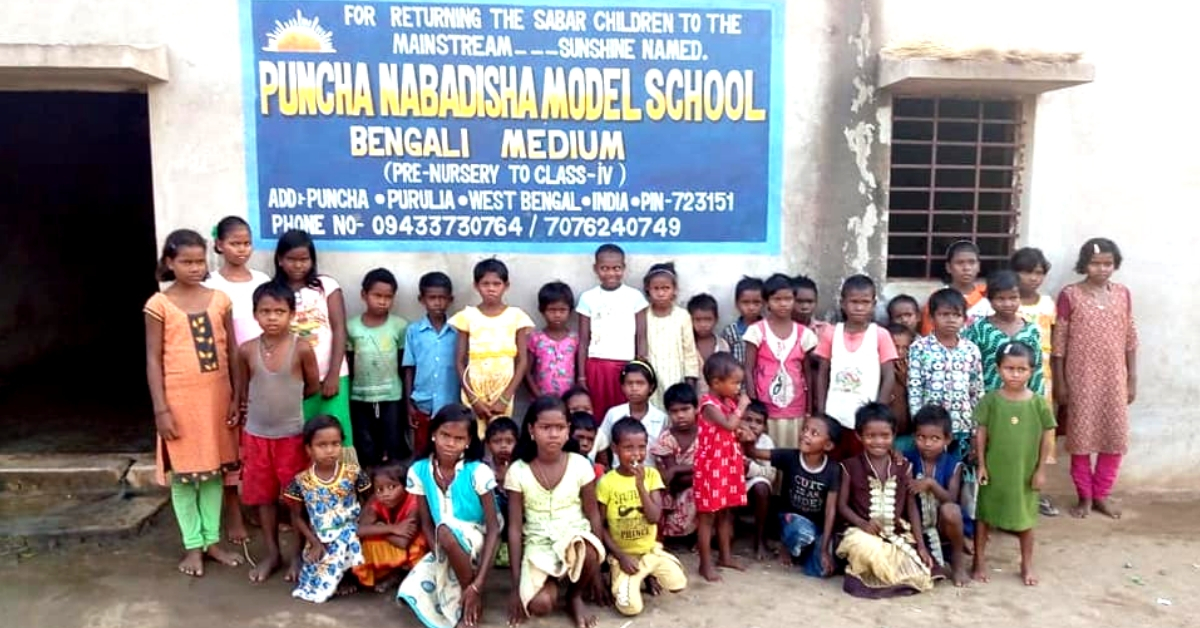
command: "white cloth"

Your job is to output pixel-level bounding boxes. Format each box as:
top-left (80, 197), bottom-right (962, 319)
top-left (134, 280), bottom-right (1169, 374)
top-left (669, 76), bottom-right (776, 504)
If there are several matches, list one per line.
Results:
top-left (746, 433), bottom-right (777, 489)
top-left (825, 323), bottom-right (882, 428)
top-left (204, 268), bottom-right (271, 345)
top-left (593, 403), bottom-right (668, 468)
top-left (576, 285), bottom-right (648, 361)
top-left (292, 275), bottom-right (349, 379)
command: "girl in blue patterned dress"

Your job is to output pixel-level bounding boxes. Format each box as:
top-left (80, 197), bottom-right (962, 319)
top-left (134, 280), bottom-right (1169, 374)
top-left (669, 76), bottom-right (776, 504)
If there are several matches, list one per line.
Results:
top-left (285, 416), bottom-right (371, 603)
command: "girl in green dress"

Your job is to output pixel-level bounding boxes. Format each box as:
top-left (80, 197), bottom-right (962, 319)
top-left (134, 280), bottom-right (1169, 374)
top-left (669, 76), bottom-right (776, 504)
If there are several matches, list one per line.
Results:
top-left (972, 342), bottom-right (1056, 586)
top-left (964, 270), bottom-right (1044, 394)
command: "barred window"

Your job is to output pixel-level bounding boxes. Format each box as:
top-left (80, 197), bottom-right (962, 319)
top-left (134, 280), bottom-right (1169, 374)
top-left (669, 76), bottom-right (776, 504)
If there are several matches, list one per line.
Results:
top-left (886, 97), bottom-right (1023, 279)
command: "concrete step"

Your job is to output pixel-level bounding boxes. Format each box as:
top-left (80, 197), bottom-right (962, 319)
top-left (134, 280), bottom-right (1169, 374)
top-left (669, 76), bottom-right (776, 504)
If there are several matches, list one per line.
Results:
top-left (0, 489), bottom-right (169, 550)
top-left (0, 453), bottom-right (156, 494)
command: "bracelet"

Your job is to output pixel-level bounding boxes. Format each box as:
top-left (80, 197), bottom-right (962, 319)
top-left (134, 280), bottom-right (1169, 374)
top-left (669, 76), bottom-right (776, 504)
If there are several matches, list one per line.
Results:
top-left (499, 395), bottom-right (513, 406)
top-left (467, 582), bottom-right (480, 594)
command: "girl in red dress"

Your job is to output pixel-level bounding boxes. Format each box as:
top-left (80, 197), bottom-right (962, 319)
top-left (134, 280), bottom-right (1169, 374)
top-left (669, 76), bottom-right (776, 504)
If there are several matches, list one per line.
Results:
top-left (694, 352), bottom-right (750, 582)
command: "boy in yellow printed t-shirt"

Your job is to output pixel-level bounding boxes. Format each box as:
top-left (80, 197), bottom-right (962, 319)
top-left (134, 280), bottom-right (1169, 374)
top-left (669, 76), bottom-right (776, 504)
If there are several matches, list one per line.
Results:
top-left (596, 418), bottom-right (688, 616)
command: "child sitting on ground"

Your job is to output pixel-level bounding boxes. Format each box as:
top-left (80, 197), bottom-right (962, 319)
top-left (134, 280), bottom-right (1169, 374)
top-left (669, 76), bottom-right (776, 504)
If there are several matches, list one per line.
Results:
top-left (904, 405), bottom-right (968, 586)
top-left (742, 401), bottom-right (777, 561)
top-left (485, 417), bottom-right (519, 570)
top-left (570, 412), bottom-right (607, 479)
top-left (352, 461), bottom-right (428, 592)
top-left (651, 383), bottom-right (700, 543)
top-left (597, 418), bottom-right (688, 616)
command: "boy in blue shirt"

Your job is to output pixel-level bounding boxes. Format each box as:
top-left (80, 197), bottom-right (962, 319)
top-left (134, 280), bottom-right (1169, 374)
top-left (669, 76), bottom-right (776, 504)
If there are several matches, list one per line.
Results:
top-left (402, 271), bottom-right (459, 458)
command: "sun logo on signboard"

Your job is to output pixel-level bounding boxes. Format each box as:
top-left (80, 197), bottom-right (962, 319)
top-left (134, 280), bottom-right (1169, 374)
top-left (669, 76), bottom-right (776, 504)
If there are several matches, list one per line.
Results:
top-left (263, 10), bottom-right (335, 53)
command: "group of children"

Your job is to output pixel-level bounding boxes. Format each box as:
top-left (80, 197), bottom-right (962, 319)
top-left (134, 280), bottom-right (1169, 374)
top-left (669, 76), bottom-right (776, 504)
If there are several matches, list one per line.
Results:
top-left (146, 220), bottom-right (1137, 624)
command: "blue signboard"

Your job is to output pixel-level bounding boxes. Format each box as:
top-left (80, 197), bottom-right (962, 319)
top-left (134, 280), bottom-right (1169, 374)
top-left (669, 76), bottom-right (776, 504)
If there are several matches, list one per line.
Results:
top-left (240, 0), bottom-right (784, 253)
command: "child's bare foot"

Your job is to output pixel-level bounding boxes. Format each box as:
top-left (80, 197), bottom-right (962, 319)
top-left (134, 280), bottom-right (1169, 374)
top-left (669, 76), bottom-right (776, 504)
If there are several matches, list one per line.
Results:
top-left (227, 522), bottom-right (249, 545)
top-left (952, 565), bottom-right (970, 587)
top-left (335, 581), bottom-right (359, 597)
top-left (1070, 498), bottom-right (1092, 518)
top-left (205, 545), bottom-right (243, 567)
top-left (372, 572), bottom-right (403, 593)
top-left (285, 560), bottom-right (302, 582)
top-left (1092, 499), bottom-right (1122, 519)
top-left (178, 550), bottom-right (204, 577)
top-left (1021, 565), bottom-right (1039, 586)
top-left (645, 575), bottom-right (663, 597)
top-left (971, 558), bottom-right (989, 583)
top-left (754, 545), bottom-right (770, 562)
top-left (698, 562), bottom-right (722, 582)
top-left (567, 594), bottom-right (597, 628)
top-left (248, 552), bottom-right (280, 583)
top-left (717, 557), bottom-right (745, 572)
top-left (962, 541), bottom-right (974, 556)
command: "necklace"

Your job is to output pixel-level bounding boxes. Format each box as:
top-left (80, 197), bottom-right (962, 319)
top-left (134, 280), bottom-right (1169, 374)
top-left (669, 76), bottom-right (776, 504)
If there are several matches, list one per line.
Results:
top-left (260, 336), bottom-right (285, 362)
top-left (433, 459), bottom-right (457, 489)
top-left (531, 455), bottom-right (567, 491)
top-left (865, 454), bottom-right (892, 482)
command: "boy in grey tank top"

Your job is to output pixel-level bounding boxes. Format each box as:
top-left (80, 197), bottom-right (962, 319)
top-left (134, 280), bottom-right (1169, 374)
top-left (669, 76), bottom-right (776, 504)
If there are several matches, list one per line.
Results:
top-left (235, 282), bottom-right (319, 583)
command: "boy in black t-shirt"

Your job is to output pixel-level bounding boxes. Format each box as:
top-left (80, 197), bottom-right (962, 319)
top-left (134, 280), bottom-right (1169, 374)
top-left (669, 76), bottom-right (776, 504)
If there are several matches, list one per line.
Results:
top-left (743, 414), bottom-right (841, 577)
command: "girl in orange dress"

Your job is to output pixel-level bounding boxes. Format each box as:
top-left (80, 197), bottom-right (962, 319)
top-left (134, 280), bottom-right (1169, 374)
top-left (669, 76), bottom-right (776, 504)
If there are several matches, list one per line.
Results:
top-left (144, 229), bottom-right (242, 577)
top-left (353, 461), bottom-right (429, 591)
top-left (920, 241), bottom-right (988, 335)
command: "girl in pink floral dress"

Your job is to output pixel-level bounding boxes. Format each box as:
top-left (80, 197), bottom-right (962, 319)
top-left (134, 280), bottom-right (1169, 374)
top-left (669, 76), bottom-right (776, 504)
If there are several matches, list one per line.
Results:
top-left (525, 282), bottom-right (579, 398)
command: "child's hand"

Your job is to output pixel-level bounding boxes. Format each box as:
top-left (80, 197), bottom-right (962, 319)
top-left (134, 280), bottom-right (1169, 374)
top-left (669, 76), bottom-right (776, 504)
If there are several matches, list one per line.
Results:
top-left (737, 392), bottom-right (751, 410)
top-left (861, 520), bottom-right (883, 536)
top-left (632, 460), bottom-right (646, 484)
top-left (820, 547), bottom-right (834, 576)
top-left (393, 519), bottom-right (418, 539)
top-left (155, 411), bottom-right (179, 441)
top-left (1127, 378), bottom-right (1137, 405)
top-left (303, 542), bottom-right (325, 563)
top-left (918, 547), bottom-right (934, 568)
top-left (471, 399), bottom-right (493, 421)
top-left (225, 403), bottom-right (240, 428)
top-left (737, 426), bottom-right (755, 443)
top-left (461, 582), bottom-right (482, 627)
top-left (1054, 380), bottom-right (1070, 406)
top-left (1031, 468), bottom-right (1046, 491)
top-left (407, 401), bottom-right (421, 428)
top-left (507, 591), bottom-right (527, 627)
top-left (489, 398), bottom-right (508, 416)
top-left (891, 450), bottom-right (907, 467)
top-left (617, 553), bottom-right (640, 575)
top-left (320, 375), bottom-right (340, 399)
top-left (978, 467), bottom-right (990, 487)
top-left (911, 478), bottom-right (934, 494)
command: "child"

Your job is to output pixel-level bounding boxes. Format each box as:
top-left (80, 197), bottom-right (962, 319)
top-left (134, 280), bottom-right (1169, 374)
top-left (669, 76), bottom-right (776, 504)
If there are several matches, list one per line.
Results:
top-left (485, 417), bottom-right (518, 569)
top-left (525, 281), bottom-right (579, 398)
top-left (720, 275), bottom-right (764, 368)
top-left (402, 272), bottom-right (458, 459)
top-left (570, 412), bottom-right (607, 479)
top-left (814, 274), bottom-right (898, 459)
top-left (886, 323), bottom-right (916, 454)
top-left (562, 386), bottom-right (594, 415)
top-left (908, 288), bottom-right (985, 458)
top-left (1052, 238), bottom-right (1137, 520)
top-left (694, 352), bottom-right (749, 582)
top-left (687, 293), bottom-right (730, 397)
top-left (964, 270), bottom-right (1044, 395)
top-left (651, 383), bottom-right (700, 541)
top-left (144, 229), bottom-right (243, 577)
top-left (791, 274), bottom-right (829, 336)
top-left (285, 416), bottom-right (372, 602)
top-left (643, 262), bottom-right (700, 408)
top-left (274, 229), bottom-right (354, 460)
top-left (353, 460), bottom-right (429, 592)
top-left (398, 404), bottom-right (503, 628)
top-left (744, 273), bottom-right (819, 450)
top-left (597, 418), bottom-right (688, 616)
top-left (835, 403), bottom-right (934, 598)
top-left (741, 401), bottom-right (776, 561)
top-left (742, 415), bottom-right (841, 577)
top-left (920, 241), bottom-right (988, 335)
top-left (973, 342), bottom-right (1056, 585)
top-left (450, 258), bottom-right (534, 434)
top-left (1013, 246), bottom-right (1060, 477)
top-left (905, 405), bottom-right (967, 586)
top-left (576, 244), bottom-right (649, 420)
top-left (506, 396), bottom-right (606, 628)
top-left (347, 268), bottom-right (409, 466)
top-left (886, 295), bottom-right (921, 336)
top-left (594, 360), bottom-right (668, 467)
top-left (205, 215), bottom-right (269, 546)
top-left (236, 282), bottom-right (319, 583)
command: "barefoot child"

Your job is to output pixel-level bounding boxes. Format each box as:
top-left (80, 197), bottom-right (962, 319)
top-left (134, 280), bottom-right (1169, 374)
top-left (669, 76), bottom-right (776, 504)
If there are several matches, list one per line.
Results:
top-left (652, 383), bottom-right (700, 542)
top-left (643, 262), bottom-right (700, 407)
top-left (597, 418), bottom-right (688, 616)
top-left (743, 415), bottom-right (841, 577)
top-left (506, 396), bottom-right (606, 628)
top-left (145, 229), bottom-right (243, 577)
top-left (687, 293), bottom-right (730, 397)
top-left (594, 361), bottom-right (668, 468)
top-left (347, 268), bottom-right (409, 466)
top-left (920, 241), bottom-right (989, 334)
top-left (886, 295), bottom-right (920, 336)
top-left (353, 461), bottom-right (428, 592)
top-left (720, 276), bottom-right (764, 369)
top-left (908, 289), bottom-right (984, 462)
top-left (1052, 238), bottom-right (1137, 520)
top-left (525, 281), bottom-right (579, 398)
top-left (285, 416), bottom-right (372, 602)
top-left (398, 404), bottom-right (503, 628)
top-left (236, 282), bottom-right (320, 583)
top-left (973, 342), bottom-right (1056, 585)
top-left (402, 272), bottom-right (459, 459)
top-left (905, 405), bottom-right (968, 586)
top-left (836, 403), bottom-right (935, 598)
top-left (451, 259), bottom-right (534, 435)
top-left (742, 401), bottom-right (776, 561)
top-left (694, 353), bottom-right (750, 582)
top-left (576, 244), bottom-right (649, 420)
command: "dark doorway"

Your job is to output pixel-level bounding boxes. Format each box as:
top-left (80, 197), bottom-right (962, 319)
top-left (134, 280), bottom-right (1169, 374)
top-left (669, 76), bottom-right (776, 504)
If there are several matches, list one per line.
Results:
top-left (0, 91), bottom-right (157, 453)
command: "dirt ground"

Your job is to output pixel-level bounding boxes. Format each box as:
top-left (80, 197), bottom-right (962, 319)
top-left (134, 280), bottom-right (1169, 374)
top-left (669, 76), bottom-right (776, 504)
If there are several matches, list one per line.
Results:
top-left (2, 489), bottom-right (1197, 628)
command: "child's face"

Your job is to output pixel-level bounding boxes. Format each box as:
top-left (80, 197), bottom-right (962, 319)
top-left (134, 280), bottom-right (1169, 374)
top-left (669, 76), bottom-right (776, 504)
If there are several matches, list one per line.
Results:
top-left (914, 424), bottom-right (948, 461)
top-left (614, 431), bottom-right (648, 470)
top-left (621, 372), bottom-right (651, 405)
top-left (889, 302), bottom-right (920, 332)
top-left (744, 410), bottom-right (767, 438)
top-left (890, 331), bottom-right (913, 361)
top-left (735, 289), bottom-right (764, 322)
top-left (531, 410), bottom-right (570, 454)
top-left (594, 252), bottom-right (626, 290)
top-left (542, 301), bottom-right (572, 328)
top-left (475, 272), bottom-right (508, 305)
top-left (363, 281), bottom-right (396, 317)
top-left (254, 295), bottom-right (294, 336)
top-left (565, 393), bottom-right (593, 415)
top-left (488, 430), bottom-right (517, 463)
top-left (765, 289), bottom-right (795, 321)
top-left (990, 287), bottom-right (1021, 318)
top-left (667, 402), bottom-right (697, 431)
top-left (1017, 265), bottom-right (1046, 295)
top-left (433, 420), bottom-right (470, 461)
top-left (710, 368), bottom-right (744, 400)
top-left (793, 288), bottom-right (818, 321)
top-left (799, 416), bottom-right (833, 455)
top-left (998, 354), bottom-right (1033, 390)
top-left (858, 419), bottom-right (895, 458)
top-left (646, 275), bottom-right (676, 308)
top-left (307, 427), bottom-right (343, 468)
top-left (947, 250), bottom-right (980, 287)
top-left (1085, 252), bottom-right (1116, 284)
top-left (841, 288), bottom-right (876, 325)
top-left (373, 473), bottom-right (407, 509)
top-left (932, 305), bottom-right (965, 337)
top-left (690, 309), bottom-right (717, 339)
top-left (166, 245), bottom-right (208, 285)
top-left (218, 227), bottom-right (252, 267)
top-left (419, 287), bottom-right (452, 318)
top-left (571, 427), bottom-right (597, 455)
top-left (279, 246), bottom-right (313, 284)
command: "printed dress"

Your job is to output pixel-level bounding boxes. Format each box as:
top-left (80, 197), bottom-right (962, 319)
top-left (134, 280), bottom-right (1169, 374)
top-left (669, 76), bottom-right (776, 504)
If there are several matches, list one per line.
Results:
top-left (1018, 295), bottom-right (1056, 400)
top-left (694, 394), bottom-right (746, 513)
top-left (1052, 283), bottom-right (1138, 455)
top-left (292, 275), bottom-right (354, 450)
top-left (650, 430), bottom-right (698, 537)
top-left (907, 335), bottom-right (984, 442)
top-left (284, 462), bottom-right (371, 603)
top-left (646, 306), bottom-right (701, 408)
top-left (975, 393), bottom-right (1056, 532)
top-left (527, 330), bottom-right (579, 397)
top-left (963, 317), bottom-right (1044, 394)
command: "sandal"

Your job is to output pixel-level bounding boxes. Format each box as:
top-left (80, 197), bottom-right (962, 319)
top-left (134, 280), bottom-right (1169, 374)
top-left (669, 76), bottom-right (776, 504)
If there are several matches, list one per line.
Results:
top-left (1039, 497), bottom-right (1060, 517)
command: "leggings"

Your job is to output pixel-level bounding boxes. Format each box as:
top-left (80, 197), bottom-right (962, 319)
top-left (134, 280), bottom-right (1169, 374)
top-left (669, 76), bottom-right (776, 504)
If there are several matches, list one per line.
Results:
top-left (1070, 453), bottom-right (1122, 501)
top-left (172, 477), bottom-right (223, 550)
